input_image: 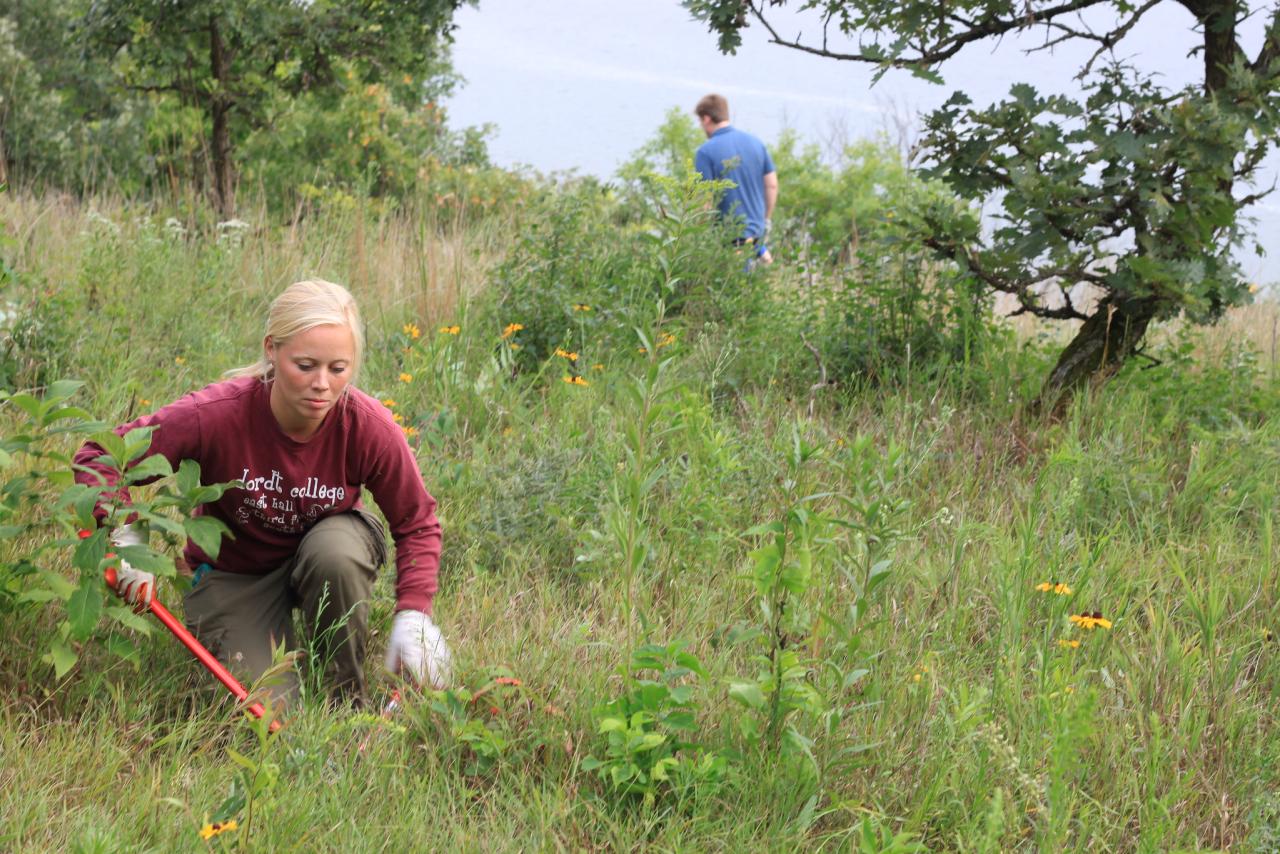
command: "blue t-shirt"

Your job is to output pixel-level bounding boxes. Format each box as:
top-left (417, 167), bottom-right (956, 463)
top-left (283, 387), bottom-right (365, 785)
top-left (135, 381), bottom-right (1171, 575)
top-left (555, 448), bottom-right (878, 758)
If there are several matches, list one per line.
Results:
top-left (695, 126), bottom-right (776, 240)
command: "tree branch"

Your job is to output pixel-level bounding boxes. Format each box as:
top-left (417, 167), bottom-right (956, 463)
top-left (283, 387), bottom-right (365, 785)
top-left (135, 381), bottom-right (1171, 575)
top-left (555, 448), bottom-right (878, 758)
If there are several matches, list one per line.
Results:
top-left (749, 0), bottom-right (1114, 67)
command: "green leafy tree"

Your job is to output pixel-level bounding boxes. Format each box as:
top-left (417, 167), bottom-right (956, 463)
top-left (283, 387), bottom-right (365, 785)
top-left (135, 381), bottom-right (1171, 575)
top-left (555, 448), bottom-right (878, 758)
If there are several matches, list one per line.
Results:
top-left (80, 0), bottom-right (468, 217)
top-left (686, 0), bottom-right (1280, 412)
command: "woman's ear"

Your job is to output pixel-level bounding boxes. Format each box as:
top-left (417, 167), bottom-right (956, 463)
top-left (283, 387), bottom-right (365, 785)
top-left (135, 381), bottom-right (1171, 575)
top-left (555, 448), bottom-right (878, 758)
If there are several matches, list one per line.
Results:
top-left (263, 335), bottom-right (276, 370)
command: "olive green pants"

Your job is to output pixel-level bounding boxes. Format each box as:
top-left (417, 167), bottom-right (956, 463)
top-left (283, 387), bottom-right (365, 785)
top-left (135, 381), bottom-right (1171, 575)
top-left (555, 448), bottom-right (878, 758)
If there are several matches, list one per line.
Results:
top-left (182, 510), bottom-right (387, 708)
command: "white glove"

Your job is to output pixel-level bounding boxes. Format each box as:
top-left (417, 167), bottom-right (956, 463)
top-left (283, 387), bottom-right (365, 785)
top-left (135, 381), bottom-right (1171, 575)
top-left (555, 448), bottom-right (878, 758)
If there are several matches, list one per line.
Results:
top-left (384, 609), bottom-right (451, 689)
top-left (110, 524), bottom-right (154, 608)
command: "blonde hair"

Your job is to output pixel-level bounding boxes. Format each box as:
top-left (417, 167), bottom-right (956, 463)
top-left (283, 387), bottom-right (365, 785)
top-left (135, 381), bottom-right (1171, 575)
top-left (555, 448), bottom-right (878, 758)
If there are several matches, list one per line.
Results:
top-left (226, 279), bottom-right (364, 383)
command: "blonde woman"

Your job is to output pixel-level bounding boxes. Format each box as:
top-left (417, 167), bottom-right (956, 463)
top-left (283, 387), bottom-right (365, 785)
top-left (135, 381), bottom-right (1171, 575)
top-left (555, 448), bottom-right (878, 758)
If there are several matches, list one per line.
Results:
top-left (74, 280), bottom-right (449, 707)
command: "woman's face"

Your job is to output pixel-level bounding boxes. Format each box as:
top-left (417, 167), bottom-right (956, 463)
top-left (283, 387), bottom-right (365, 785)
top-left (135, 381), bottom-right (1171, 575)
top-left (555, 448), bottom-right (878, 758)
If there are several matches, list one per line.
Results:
top-left (265, 323), bottom-right (356, 440)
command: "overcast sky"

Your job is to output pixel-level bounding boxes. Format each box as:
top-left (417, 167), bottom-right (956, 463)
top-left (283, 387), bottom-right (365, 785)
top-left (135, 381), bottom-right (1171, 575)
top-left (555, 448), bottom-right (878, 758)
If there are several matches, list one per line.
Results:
top-left (445, 1), bottom-right (1280, 283)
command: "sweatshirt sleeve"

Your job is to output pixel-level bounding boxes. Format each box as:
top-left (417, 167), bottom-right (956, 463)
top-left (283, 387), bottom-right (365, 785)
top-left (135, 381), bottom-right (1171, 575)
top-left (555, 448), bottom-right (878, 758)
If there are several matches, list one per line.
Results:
top-left (362, 416), bottom-right (442, 614)
top-left (73, 393), bottom-right (204, 523)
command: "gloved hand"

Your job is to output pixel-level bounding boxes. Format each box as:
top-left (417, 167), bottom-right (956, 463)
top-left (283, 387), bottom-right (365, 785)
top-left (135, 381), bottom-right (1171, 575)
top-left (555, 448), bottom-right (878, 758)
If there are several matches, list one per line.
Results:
top-left (384, 609), bottom-right (451, 689)
top-left (110, 524), bottom-right (154, 608)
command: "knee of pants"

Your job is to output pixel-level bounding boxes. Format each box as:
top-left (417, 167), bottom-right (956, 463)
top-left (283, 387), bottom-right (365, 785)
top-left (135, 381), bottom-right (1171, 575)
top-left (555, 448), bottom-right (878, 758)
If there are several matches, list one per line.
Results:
top-left (293, 523), bottom-right (377, 603)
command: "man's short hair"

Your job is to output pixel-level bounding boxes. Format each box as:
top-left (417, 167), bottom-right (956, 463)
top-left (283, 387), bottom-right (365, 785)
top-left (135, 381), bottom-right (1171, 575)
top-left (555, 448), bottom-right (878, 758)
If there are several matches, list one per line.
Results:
top-left (695, 94), bottom-right (729, 124)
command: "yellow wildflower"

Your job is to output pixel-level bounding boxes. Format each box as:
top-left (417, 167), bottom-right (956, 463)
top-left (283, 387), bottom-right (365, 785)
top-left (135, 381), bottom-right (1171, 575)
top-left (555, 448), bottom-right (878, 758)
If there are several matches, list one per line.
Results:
top-left (573, 303), bottom-right (592, 312)
top-left (554, 348), bottom-right (579, 361)
top-left (911, 672), bottom-right (922, 683)
top-left (509, 343), bottom-right (521, 351)
top-left (198, 819), bottom-right (238, 840)
top-left (657, 332), bottom-right (676, 348)
top-left (438, 325), bottom-right (460, 335)
top-left (403, 323), bottom-right (421, 339)
top-left (1069, 612), bottom-right (1113, 630)
top-left (381, 398), bottom-right (396, 408)
top-left (1058, 639), bottom-right (1081, 649)
top-left (399, 373), bottom-right (413, 383)
top-left (140, 398), bottom-right (150, 406)
top-left (392, 413), bottom-right (403, 423)
top-left (174, 356), bottom-right (186, 365)
top-left (401, 425), bottom-right (419, 439)
top-left (1035, 581), bottom-right (1073, 596)
top-left (592, 363), bottom-right (604, 371)
top-left (562, 375), bottom-right (589, 387)
top-left (501, 323), bottom-right (524, 339)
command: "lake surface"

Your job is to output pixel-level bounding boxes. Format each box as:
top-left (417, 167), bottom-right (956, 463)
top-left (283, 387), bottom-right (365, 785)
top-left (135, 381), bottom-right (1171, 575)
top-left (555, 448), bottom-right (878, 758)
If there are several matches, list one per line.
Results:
top-left (445, 1), bottom-right (1280, 284)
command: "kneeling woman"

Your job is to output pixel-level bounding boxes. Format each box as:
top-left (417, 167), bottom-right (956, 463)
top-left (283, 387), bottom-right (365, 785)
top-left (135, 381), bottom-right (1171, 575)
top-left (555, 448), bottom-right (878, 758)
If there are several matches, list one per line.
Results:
top-left (74, 279), bottom-right (450, 706)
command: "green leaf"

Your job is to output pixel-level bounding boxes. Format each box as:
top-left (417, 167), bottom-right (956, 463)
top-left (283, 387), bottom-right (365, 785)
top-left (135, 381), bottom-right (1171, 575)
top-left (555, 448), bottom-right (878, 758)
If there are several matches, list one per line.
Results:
top-left (17, 588), bottom-right (60, 603)
top-left (176, 458), bottom-right (201, 494)
top-left (89, 431), bottom-right (128, 468)
top-left (184, 515), bottom-right (229, 558)
top-left (106, 605), bottom-right (152, 634)
top-left (106, 634), bottom-right (140, 666)
top-left (37, 568), bottom-right (75, 599)
top-left (115, 545), bottom-right (175, 575)
top-left (123, 454), bottom-right (173, 484)
top-left (45, 638), bottom-right (77, 678)
top-left (72, 527), bottom-right (109, 571)
top-left (729, 680), bottom-right (766, 709)
top-left (67, 578), bottom-right (103, 642)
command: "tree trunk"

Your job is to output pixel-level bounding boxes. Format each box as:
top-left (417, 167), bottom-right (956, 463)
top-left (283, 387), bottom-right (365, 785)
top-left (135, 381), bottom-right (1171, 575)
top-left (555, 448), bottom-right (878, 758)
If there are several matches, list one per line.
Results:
top-left (1032, 295), bottom-right (1159, 418)
top-left (208, 16), bottom-right (235, 219)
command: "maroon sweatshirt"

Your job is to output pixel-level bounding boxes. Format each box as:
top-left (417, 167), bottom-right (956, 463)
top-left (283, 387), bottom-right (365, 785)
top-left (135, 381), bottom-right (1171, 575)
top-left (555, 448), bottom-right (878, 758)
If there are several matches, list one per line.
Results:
top-left (73, 376), bottom-right (441, 613)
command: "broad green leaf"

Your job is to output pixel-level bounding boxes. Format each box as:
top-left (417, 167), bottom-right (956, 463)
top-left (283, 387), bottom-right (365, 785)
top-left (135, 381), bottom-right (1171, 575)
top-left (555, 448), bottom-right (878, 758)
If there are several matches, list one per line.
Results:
top-left (45, 638), bottom-right (77, 678)
top-left (184, 516), bottom-right (229, 558)
top-left (115, 545), bottom-right (175, 575)
top-left (106, 606), bottom-right (152, 634)
top-left (728, 680), bottom-right (766, 709)
top-left (72, 527), bottom-right (109, 571)
top-left (123, 454), bottom-right (173, 484)
top-left (67, 578), bottom-right (103, 642)
top-left (38, 568), bottom-right (75, 599)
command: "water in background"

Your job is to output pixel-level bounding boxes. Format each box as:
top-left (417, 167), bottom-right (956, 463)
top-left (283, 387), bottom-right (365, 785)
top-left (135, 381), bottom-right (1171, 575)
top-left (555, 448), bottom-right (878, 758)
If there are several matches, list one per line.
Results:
top-left (446, 0), bottom-right (1280, 284)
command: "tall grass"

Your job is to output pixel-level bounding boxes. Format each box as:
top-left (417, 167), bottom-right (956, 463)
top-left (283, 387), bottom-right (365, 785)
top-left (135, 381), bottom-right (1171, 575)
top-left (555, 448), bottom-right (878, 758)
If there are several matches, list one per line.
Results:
top-left (2, 190), bottom-right (1279, 851)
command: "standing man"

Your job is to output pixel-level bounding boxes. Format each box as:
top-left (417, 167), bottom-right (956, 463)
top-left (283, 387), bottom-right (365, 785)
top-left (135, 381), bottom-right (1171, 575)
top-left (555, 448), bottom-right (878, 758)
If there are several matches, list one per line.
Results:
top-left (694, 93), bottom-right (778, 264)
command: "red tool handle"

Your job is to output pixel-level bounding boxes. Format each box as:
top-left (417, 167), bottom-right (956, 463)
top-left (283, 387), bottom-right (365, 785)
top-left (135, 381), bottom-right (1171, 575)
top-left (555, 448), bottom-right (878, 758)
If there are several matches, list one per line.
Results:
top-left (104, 566), bottom-right (281, 733)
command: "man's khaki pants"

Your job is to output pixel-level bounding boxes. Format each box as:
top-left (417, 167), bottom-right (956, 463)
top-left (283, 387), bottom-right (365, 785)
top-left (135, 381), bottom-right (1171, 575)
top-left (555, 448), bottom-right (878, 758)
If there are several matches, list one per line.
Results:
top-left (182, 510), bottom-right (387, 707)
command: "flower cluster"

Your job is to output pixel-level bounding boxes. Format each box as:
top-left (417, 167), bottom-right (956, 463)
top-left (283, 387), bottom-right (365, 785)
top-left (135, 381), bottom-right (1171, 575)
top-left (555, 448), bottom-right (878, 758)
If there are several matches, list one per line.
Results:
top-left (1035, 581), bottom-right (1073, 596)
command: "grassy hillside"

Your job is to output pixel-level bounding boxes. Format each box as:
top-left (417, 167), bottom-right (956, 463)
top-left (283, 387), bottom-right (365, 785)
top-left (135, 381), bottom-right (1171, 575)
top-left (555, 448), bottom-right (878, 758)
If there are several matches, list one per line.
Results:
top-left (3, 191), bottom-right (1279, 851)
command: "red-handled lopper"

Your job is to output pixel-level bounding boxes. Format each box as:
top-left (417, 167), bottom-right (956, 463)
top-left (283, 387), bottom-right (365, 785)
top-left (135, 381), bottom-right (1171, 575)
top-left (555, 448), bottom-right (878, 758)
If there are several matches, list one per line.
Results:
top-left (104, 566), bottom-right (281, 733)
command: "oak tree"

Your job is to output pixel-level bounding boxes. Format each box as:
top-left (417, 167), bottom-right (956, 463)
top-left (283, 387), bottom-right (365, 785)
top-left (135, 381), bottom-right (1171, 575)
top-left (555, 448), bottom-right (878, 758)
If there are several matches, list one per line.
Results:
top-left (687, 0), bottom-right (1280, 411)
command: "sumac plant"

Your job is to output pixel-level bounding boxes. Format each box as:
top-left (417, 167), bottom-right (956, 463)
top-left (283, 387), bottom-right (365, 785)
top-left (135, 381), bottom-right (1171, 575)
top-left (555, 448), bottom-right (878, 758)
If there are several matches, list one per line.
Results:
top-left (2, 381), bottom-right (235, 676)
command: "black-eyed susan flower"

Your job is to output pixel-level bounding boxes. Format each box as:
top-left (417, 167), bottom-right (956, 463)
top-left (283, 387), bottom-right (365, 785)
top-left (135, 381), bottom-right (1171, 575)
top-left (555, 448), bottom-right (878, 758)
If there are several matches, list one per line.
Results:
top-left (509, 343), bottom-right (521, 351)
top-left (398, 372), bottom-right (413, 383)
top-left (381, 398), bottom-right (396, 408)
top-left (403, 322), bottom-right (421, 339)
top-left (438, 325), bottom-right (460, 336)
top-left (501, 322), bottom-right (524, 339)
top-left (553, 348), bottom-right (579, 362)
top-left (1069, 612), bottom-right (1112, 630)
top-left (573, 303), bottom-right (591, 312)
top-left (401, 425), bottom-right (419, 439)
top-left (198, 819), bottom-right (238, 840)
top-left (174, 356), bottom-right (186, 365)
top-left (657, 332), bottom-right (676, 348)
top-left (1036, 581), bottom-right (1073, 596)
top-left (1058, 639), bottom-right (1081, 649)
top-left (392, 413), bottom-right (403, 424)
top-left (562, 375), bottom-right (589, 387)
